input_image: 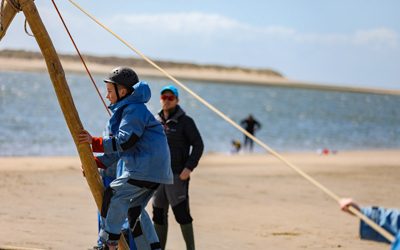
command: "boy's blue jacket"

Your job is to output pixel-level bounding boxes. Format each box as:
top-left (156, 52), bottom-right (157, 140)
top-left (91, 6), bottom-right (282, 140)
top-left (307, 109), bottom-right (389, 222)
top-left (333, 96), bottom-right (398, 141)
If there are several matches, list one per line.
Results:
top-left (97, 81), bottom-right (173, 184)
top-left (359, 206), bottom-right (400, 250)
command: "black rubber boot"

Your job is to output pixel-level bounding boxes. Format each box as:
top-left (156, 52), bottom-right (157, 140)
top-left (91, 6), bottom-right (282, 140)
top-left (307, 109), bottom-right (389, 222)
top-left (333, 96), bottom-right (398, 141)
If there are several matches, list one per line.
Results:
top-left (180, 223), bottom-right (195, 250)
top-left (154, 223), bottom-right (168, 250)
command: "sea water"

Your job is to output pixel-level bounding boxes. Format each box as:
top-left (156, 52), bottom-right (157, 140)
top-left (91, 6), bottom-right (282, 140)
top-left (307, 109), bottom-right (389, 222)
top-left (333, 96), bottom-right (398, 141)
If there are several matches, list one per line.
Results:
top-left (1, 71), bottom-right (399, 156)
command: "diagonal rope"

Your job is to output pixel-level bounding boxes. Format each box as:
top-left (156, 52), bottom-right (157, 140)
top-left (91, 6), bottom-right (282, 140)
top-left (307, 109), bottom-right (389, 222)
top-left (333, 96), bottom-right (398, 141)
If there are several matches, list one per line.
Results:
top-left (66, 0), bottom-right (395, 243)
top-left (51, 0), bottom-right (110, 116)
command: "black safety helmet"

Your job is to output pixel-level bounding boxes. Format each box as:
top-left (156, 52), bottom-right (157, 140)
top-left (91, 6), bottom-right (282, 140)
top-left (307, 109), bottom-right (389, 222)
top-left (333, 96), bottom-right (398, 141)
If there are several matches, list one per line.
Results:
top-left (104, 66), bottom-right (139, 88)
top-left (104, 66), bottom-right (139, 101)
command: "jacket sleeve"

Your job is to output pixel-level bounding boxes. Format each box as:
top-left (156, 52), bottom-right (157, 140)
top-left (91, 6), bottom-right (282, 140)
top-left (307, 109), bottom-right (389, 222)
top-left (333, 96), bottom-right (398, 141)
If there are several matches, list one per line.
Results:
top-left (392, 234), bottom-right (400, 250)
top-left (359, 206), bottom-right (400, 244)
top-left (96, 152), bottom-right (120, 169)
top-left (183, 116), bottom-right (204, 171)
top-left (102, 107), bottom-right (145, 153)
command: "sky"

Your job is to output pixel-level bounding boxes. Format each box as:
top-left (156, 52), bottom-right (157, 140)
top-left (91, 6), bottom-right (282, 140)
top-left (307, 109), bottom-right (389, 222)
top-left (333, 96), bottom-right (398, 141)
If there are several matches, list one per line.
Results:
top-left (1, 0), bottom-right (399, 90)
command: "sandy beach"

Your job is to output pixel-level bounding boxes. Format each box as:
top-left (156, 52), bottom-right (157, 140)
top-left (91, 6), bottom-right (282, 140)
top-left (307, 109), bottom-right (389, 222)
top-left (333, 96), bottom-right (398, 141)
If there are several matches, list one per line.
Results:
top-left (0, 150), bottom-right (399, 250)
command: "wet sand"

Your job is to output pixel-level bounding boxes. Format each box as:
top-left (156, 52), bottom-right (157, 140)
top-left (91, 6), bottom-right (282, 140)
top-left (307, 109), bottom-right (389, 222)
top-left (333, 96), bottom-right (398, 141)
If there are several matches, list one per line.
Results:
top-left (0, 150), bottom-right (399, 249)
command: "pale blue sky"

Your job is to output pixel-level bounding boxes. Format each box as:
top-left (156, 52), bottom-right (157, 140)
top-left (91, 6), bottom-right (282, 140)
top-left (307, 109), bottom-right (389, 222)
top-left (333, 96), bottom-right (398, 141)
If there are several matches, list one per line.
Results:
top-left (1, 0), bottom-right (399, 89)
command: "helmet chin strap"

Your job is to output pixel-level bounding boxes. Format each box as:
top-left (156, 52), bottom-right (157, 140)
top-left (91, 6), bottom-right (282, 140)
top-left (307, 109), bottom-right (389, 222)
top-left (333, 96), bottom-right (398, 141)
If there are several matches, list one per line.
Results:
top-left (113, 83), bottom-right (132, 103)
top-left (113, 83), bottom-right (121, 102)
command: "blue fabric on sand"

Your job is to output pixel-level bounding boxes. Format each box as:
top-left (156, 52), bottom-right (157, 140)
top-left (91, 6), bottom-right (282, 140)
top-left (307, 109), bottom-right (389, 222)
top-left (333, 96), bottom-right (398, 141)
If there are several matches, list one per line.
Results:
top-left (359, 206), bottom-right (400, 249)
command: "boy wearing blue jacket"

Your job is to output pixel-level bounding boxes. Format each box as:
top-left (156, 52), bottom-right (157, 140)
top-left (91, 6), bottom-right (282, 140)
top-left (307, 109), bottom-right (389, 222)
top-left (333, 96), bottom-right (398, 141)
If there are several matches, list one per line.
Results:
top-left (79, 66), bottom-right (173, 250)
top-left (340, 198), bottom-right (400, 250)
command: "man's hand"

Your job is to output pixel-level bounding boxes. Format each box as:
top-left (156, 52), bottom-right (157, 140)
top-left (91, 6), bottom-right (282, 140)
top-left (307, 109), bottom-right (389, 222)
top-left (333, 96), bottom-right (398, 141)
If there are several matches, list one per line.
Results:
top-left (339, 198), bottom-right (360, 215)
top-left (78, 129), bottom-right (93, 144)
top-left (179, 168), bottom-right (192, 180)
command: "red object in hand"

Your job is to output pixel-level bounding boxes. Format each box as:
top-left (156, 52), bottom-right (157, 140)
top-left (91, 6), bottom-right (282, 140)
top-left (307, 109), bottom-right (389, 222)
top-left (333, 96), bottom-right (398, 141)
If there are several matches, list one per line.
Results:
top-left (92, 137), bottom-right (104, 152)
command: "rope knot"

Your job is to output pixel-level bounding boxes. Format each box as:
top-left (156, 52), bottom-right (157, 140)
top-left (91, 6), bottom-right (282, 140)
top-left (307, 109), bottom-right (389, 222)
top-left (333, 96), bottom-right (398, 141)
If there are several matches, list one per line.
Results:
top-left (0, 0), bottom-right (22, 33)
top-left (5, 0), bottom-right (22, 12)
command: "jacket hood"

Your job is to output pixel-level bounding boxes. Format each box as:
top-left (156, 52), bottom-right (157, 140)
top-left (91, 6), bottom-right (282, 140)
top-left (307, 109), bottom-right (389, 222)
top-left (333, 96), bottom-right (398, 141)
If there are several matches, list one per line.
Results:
top-left (109, 81), bottom-right (151, 111)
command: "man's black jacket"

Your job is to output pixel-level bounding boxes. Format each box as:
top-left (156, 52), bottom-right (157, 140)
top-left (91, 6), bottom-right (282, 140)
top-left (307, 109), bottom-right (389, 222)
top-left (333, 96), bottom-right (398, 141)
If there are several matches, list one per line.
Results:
top-left (157, 105), bottom-right (204, 174)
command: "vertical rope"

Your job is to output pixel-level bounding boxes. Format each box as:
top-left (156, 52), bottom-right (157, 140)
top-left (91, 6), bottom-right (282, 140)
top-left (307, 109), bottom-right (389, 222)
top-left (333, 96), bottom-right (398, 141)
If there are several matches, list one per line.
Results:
top-left (51, 0), bottom-right (111, 116)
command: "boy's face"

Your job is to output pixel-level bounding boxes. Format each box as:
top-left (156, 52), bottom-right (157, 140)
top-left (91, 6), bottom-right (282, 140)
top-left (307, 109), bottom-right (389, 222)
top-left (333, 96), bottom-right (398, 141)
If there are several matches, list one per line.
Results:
top-left (106, 82), bottom-right (127, 104)
top-left (160, 90), bottom-right (178, 111)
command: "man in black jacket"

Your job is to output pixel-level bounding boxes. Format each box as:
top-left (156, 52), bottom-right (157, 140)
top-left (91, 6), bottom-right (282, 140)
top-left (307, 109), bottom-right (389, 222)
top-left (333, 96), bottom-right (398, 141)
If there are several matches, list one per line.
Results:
top-left (152, 85), bottom-right (204, 250)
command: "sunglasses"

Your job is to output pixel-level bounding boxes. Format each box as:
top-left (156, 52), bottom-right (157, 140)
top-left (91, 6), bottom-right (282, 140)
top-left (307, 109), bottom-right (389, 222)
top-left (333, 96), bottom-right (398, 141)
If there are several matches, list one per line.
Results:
top-left (161, 95), bottom-right (176, 101)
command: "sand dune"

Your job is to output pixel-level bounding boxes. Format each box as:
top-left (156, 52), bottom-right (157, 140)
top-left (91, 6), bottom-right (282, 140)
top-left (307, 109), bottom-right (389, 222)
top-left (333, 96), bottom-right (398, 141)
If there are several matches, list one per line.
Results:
top-left (1, 150), bottom-right (399, 249)
top-left (1, 54), bottom-right (400, 96)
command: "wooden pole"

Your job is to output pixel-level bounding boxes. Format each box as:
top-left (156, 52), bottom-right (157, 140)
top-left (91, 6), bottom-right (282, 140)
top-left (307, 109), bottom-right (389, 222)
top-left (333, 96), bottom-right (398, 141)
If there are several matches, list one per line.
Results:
top-left (14, 0), bottom-right (129, 248)
top-left (18, 0), bottom-right (104, 214)
top-left (0, 0), bottom-right (19, 40)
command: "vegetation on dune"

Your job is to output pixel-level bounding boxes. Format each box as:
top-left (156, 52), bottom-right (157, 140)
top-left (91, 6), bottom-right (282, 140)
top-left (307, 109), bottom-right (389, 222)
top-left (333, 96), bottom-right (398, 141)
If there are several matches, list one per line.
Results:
top-left (0, 49), bottom-right (284, 78)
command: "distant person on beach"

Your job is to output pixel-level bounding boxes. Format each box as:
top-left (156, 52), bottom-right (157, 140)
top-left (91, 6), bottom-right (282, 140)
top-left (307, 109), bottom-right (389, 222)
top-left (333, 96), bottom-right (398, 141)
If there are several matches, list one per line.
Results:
top-left (152, 85), bottom-right (204, 250)
top-left (79, 66), bottom-right (172, 250)
top-left (339, 198), bottom-right (400, 249)
top-left (240, 114), bottom-right (261, 152)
